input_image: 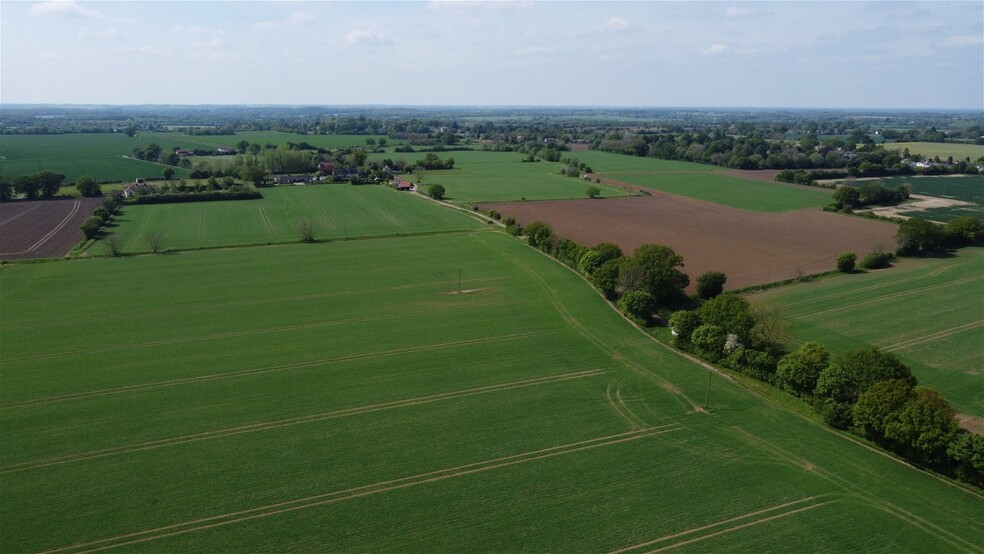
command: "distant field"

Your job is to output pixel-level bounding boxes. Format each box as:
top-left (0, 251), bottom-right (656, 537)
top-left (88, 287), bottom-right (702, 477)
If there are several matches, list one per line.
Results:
top-left (0, 132), bottom-right (390, 183)
top-left (372, 150), bottom-right (631, 202)
top-left (99, 184), bottom-right (485, 253)
top-left (852, 175), bottom-right (984, 222)
top-left (564, 150), bottom-right (833, 212)
top-left (1, 233), bottom-right (980, 552)
top-left (882, 141), bottom-right (984, 162)
top-left (748, 248), bottom-right (984, 416)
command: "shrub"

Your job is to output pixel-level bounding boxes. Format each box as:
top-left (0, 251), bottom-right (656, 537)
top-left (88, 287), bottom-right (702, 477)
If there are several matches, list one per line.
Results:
top-left (725, 348), bottom-right (777, 382)
top-left (75, 175), bottom-right (102, 197)
top-left (860, 250), bottom-right (893, 269)
top-left (585, 186), bottom-right (602, 199)
top-left (895, 217), bottom-right (946, 255)
top-left (618, 290), bottom-right (656, 325)
top-left (944, 216), bottom-right (984, 247)
top-left (426, 184), bottom-right (446, 200)
top-left (691, 324), bottom-right (727, 361)
top-left (80, 216), bottom-right (103, 239)
top-left (524, 221), bottom-right (553, 250)
top-left (774, 342), bottom-right (829, 396)
top-left (105, 234), bottom-right (123, 257)
top-left (695, 271), bottom-right (727, 299)
top-left (836, 252), bottom-right (856, 272)
top-left (668, 310), bottom-right (701, 349)
top-left (297, 219), bottom-right (317, 243)
top-left (92, 206), bottom-right (111, 222)
top-left (146, 231), bottom-right (166, 253)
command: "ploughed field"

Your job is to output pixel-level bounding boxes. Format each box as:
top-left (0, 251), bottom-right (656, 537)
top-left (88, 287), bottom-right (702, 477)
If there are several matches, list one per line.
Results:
top-left (480, 191), bottom-right (899, 290)
top-left (748, 248), bottom-right (984, 417)
top-left (0, 197), bottom-right (103, 259)
top-left (1, 232), bottom-right (981, 552)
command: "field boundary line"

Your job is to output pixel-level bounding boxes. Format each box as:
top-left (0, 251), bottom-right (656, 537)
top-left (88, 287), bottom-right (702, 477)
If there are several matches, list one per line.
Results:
top-left (0, 200), bottom-right (80, 256)
top-left (1, 369), bottom-right (606, 473)
top-left (881, 320), bottom-right (983, 352)
top-left (256, 205), bottom-right (274, 235)
top-left (0, 203), bottom-right (41, 227)
top-left (3, 328), bottom-right (562, 408)
top-left (3, 299), bottom-right (529, 364)
top-left (42, 425), bottom-right (684, 554)
top-left (609, 496), bottom-right (828, 554)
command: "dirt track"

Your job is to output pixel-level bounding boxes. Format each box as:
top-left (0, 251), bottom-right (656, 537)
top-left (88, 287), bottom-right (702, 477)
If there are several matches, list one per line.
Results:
top-left (479, 191), bottom-right (899, 291)
top-left (0, 198), bottom-right (103, 260)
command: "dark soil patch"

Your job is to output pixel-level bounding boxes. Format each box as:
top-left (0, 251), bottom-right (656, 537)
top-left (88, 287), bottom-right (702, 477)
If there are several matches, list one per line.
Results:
top-left (0, 198), bottom-right (104, 260)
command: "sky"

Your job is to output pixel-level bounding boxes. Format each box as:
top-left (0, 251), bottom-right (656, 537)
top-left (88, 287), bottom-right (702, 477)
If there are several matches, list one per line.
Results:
top-left (1, 0), bottom-right (982, 109)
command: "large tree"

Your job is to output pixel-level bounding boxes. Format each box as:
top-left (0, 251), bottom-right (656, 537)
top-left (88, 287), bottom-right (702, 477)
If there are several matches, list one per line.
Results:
top-left (774, 342), bottom-right (830, 396)
top-left (896, 217), bottom-right (946, 254)
top-left (75, 175), bottom-right (102, 197)
top-left (626, 243), bottom-right (689, 304)
top-left (815, 348), bottom-right (915, 406)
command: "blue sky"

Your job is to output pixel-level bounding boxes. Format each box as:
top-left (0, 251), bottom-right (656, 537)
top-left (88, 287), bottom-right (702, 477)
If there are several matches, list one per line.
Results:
top-left (1, 0), bottom-right (982, 109)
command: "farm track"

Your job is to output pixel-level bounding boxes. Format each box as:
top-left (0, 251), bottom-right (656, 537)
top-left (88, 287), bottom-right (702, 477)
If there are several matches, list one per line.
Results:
top-left (2, 327), bottom-right (565, 408)
top-left (256, 205), bottom-right (274, 235)
top-left (0, 276), bottom-right (504, 329)
top-left (790, 276), bottom-right (980, 319)
top-left (882, 320), bottom-right (984, 352)
top-left (3, 299), bottom-right (530, 363)
top-left (41, 425), bottom-right (685, 554)
top-left (0, 198), bottom-right (102, 259)
top-left (609, 496), bottom-right (832, 553)
top-left (1, 369), bottom-right (607, 474)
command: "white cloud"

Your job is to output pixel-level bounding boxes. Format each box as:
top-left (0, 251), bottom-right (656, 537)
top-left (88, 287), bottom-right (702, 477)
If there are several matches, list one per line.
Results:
top-left (78, 27), bottom-right (117, 39)
top-left (29, 1), bottom-right (102, 19)
top-left (345, 29), bottom-right (390, 46)
top-left (428, 0), bottom-right (532, 11)
top-left (702, 43), bottom-right (729, 56)
top-left (172, 25), bottom-right (209, 35)
top-left (606, 17), bottom-right (636, 32)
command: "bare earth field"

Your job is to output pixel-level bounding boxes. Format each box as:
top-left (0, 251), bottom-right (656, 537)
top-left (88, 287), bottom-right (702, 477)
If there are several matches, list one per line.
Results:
top-left (0, 198), bottom-right (103, 260)
top-left (480, 191), bottom-right (899, 290)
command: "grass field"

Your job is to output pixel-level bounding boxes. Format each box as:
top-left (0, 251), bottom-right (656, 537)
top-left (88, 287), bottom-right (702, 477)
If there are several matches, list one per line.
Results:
top-left (882, 142), bottom-right (984, 162)
top-left (372, 150), bottom-right (632, 203)
top-left (97, 184), bottom-right (485, 253)
top-left (1, 233), bottom-right (981, 552)
top-left (0, 132), bottom-right (391, 184)
top-left (569, 150), bottom-right (833, 212)
top-left (853, 175), bottom-right (984, 221)
top-left (748, 248), bottom-right (984, 416)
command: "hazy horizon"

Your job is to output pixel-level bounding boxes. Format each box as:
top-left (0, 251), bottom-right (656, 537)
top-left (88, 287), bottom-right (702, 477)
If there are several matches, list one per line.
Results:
top-left (2, 1), bottom-right (982, 110)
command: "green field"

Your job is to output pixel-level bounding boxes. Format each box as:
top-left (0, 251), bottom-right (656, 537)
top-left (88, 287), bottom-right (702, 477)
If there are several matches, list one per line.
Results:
top-left (883, 142), bottom-right (984, 162)
top-left (1, 232), bottom-right (981, 552)
top-left (568, 150), bottom-right (834, 212)
top-left (855, 175), bottom-right (984, 221)
top-left (372, 150), bottom-right (632, 203)
top-left (748, 248), bottom-right (984, 416)
top-left (98, 184), bottom-right (485, 253)
top-left (0, 132), bottom-right (390, 184)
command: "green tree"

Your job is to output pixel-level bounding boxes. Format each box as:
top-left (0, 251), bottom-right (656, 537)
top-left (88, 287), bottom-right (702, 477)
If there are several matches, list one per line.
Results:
top-left (75, 175), bottom-right (102, 197)
top-left (832, 186), bottom-right (861, 209)
top-left (691, 324), bottom-right (727, 361)
top-left (695, 271), bottom-right (727, 299)
top-left (585, 186), bottom-right (602, 199)
top-left (668, 310), bottom-right (701, 349)
top-left (944, 216), bottom-right (984, 246)
top-left (630, 243), bottom-right (689, 304)
top-left (524, 221), bottom-right (553, 249)
top-left (896, 217), bottom-right (946, 254)
top-left (815, 348), bottom-right (915, 405)
top-left (80, 216), bottom-right (103, 239)
top-left (618, 290), bottom-right (656, 324)
top-left (591, 258), bottom-right (622, 300)
top-left (36, 171), bottom-right (66, 199)
top-left (1, 175), bottom-right (15, 201)
top-left (884, 387), bottom-right (958, 465)
top-left (14, 175), bottom-right (41, 199)
top-left (696, 294), bottom-right (755, 343)
top-left (163, 167), bottom-right (175, 181)
top-left (426, 184), bottom-right (446, 200)
top-left (579, 242), bottom-right (622, 275)
top-left (852, 379), bottom-right (914, 442)
top-left (240, 165), bottom-right (267, 187)
top-left (774, 342), bottom-right (830, 395)
top-left (947, 433), bottom-right (984, 487)
top-left (836, 252), bottom-right (856, 272)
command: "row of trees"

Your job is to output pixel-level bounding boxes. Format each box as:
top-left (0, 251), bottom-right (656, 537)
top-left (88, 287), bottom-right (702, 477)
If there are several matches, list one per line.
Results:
top-left (0, 171), bottom-right (66, 201)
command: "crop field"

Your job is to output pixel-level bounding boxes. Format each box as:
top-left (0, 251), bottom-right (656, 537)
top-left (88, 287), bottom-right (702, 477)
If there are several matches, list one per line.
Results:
top-left (882, 142), bottom-right (984, 162)
top-left (480, 190), bottom-right (898, 291)
top-left (0, 197), bottom-right (104, 259)
top-left (99, 184), bottom-right (485, 253)
top-left (0, 132), bottom-right (390, 184)
top-left (567, 150), bottom-right (832, 212)
top-left (1, 232), bottom-right (981, 552)
top-left (372, 150), bottom-right (631, 202)
top-left (850, 175), bottom-right (984, 222)
top-left (748, 248), bottom-right (984, 416)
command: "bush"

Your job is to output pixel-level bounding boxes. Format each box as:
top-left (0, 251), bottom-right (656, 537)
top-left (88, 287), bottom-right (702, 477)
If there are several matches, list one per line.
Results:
top-left (75, 175), bottom-right (102, 197)
top-left (896, 217), bottom-right (946, 255)
top-left (695, 271), bottom-right (727, 299)
top-left (105, 234), bottom-right (123, 257)
top-left (668, 310), bottom-right (701, 349)
top-left (80, 216), bottom-right (103, 239)
top-left (586, 186), bottom-right (602, 199)
top-left (297, 219), bottom-right (317, 243)
top-left (92, 206), bottom-right (111, 222)
top-left (524, 221), bottom-right (553, 250)
top-left (618, 290), bottom-right (656, 325)
top-left (146, 231), bottom-right (166, 253)
top-left (836, 252), bottom-right (857, 272)
top-left (860, 250), bottom-right (893, 269)
top-left (725, 348), bottom-right (777, 382)
top-left (426, 184), bottom-right (446, 200)
top-left (774, 342), bottom-right (829, 396)
top-left (130, 190), bottom-right (262, 204)
top-left (944, 216), bottom-right (984, 247)
top-left (691, 324), bottom-right (727, 361)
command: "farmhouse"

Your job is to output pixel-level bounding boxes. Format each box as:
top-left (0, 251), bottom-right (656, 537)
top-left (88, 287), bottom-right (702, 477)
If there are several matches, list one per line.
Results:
top-left (273, 174), bottom-right (314, 185)
top-left (121, 181), bottom-right (159, 198)
top-left (216, 147), bottom-right (237, 155)
top-left (392, 177), bottom-right (416, 191)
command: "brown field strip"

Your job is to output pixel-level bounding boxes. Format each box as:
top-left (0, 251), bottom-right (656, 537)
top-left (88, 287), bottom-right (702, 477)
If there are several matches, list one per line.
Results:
top-left (41, 425), bottom-right (685, 554)
top-left (2, 299), bottom-right (529, 363)
top-left (2, 327), bottom-right (564, 408)
top-left (1, 369), bottom-right (607, 474)
top-left (0, 199), bottom-right (98, 259)
top-left (609, 496), bottom-right (831, 554)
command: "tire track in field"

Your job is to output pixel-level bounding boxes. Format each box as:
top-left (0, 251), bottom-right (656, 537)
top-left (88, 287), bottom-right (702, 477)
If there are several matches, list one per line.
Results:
top-left (606, 382), bottom-right (640, 430)
top-left (609, 496), bottom-right (831, 554)
top-left (791, 276), bottom-right (980, 319)
top-left (0, 200), bottom-right (80, 256)
top-left (298, 188), bottom-right (339, 230)
top-left (881, 320), bottom-right (984, 353)
top-left (197, 206), bottom-right (206, 241)
top-left (731, 426), bottom-right (983, 552)
top-left (2, 277), bottom-right (505, 331)
top-left (256, 205), bottom-right (274, 235)
top-left (3, 299), bottom-right (528, 363)
top-left (42, 425), bottom-right (684, 554)
top-left (2, 369), bottom-right (606, 474)
top-left (349, 189), bottom-right (402, 226)
top-left (3, 327), bottom-right (563, 408)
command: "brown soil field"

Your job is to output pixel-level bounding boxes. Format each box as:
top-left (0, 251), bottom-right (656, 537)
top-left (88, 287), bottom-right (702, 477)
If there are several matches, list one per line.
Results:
top-left (479, 192), bottom-right (899, 291)
top-left (0, 198), bottom-right (103, 260)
